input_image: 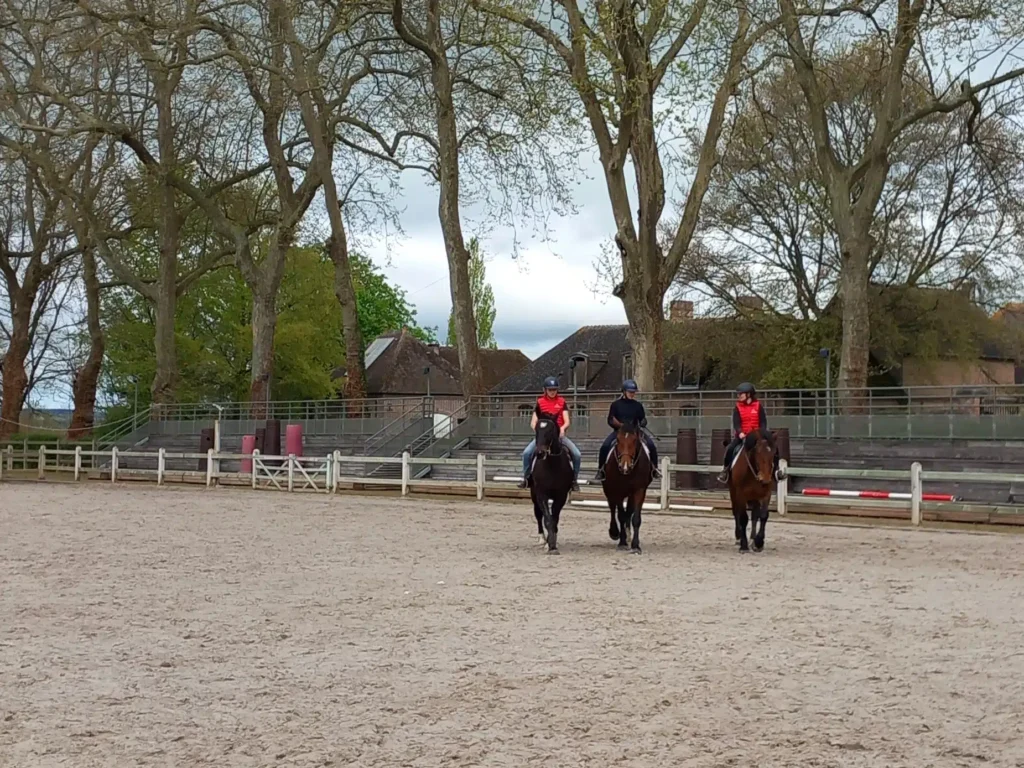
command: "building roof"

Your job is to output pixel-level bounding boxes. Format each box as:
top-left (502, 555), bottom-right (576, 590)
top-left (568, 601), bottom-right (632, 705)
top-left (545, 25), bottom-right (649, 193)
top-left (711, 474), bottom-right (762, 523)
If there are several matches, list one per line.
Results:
top-left (492, 325), bottom-right (692, 393)
top-left (436, 347), bottom-right (530, 390)
top-left (334, 330), bottom-right (530, 396)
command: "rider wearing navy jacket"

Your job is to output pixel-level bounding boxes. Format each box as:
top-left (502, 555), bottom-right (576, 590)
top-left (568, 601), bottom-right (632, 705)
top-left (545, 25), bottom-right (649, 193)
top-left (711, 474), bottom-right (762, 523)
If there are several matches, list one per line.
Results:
top-left (594, 380), bottom-right (661, 481)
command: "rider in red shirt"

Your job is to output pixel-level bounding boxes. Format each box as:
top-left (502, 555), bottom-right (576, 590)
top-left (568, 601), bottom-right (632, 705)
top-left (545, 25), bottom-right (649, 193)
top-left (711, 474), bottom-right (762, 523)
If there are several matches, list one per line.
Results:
top-left (519, 376), bottom-right (581, 491)
top-left (717, 382), bottom-right (784, 483)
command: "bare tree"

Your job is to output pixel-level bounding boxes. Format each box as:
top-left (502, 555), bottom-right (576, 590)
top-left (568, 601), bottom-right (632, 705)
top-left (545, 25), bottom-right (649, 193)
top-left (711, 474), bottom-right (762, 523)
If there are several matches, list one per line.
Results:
top-left (777, 0), bottom-right (1024, 406)
top-left (335, 0), bottom-right (574, 397)
top-left (475, 0), bottom-right (775, 390)
top-left (686, 50), bottom-right (1024, 320)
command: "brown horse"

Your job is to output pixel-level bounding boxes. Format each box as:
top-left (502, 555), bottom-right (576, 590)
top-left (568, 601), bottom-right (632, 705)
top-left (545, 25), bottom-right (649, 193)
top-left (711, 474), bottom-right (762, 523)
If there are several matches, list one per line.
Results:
top-left (726, 429), bottom-right (776, 552)
top-left (601, 420), bottom-right (653, 554)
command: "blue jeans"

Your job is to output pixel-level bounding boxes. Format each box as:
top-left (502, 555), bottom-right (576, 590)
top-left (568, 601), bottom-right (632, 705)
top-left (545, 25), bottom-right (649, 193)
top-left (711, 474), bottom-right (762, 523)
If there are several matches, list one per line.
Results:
top-left (523, 437), bottom-right (581, 478)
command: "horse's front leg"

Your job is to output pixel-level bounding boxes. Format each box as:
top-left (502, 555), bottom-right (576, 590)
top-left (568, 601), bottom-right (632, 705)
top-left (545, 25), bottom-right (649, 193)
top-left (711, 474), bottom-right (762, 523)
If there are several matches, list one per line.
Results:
top-left (607, 495), bottom-right (620, 541)
top-left (630, 490), bottom-right (645, 554)
top-left (533, 493), bottom-right (546, 545)
top-left (734, 500), bottom-right (750, 553)
top-left (546, 493), bottom-right (565, 554)
top-left (752, 499), bottom-right (769, 552)
top-left (542, 498), bottom-right (557, 554)
top-left (617, 501), bottom-right (630, 549)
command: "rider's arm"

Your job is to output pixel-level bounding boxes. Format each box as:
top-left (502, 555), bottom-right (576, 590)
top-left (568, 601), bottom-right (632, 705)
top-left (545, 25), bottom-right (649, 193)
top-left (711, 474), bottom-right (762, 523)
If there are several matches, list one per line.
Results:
top-left (637, 401), bottom-right (648, 428)
top-left (732, 406), bottom-right (742, 435)
top-left (560, 409), bottom-right (570, 436)
top-left (607, 402), bottom-right (620, 429)
top-left (530, 410), bottom-right (539, 430)
top-left (758, 405), bottom-right (767, 431)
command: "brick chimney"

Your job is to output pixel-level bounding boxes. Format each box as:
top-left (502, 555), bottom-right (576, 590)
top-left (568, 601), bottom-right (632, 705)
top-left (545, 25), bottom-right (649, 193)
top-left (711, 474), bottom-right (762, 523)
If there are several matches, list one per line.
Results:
top-left (668, 300), bottom-right (694, 321)
top-left (736, 295), bottom-right (764, 312)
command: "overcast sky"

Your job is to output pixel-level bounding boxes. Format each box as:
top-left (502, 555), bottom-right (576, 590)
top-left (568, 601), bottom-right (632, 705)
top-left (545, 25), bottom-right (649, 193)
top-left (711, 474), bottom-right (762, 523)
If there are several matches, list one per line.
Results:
top-left (363, 148), bottom-right (630, 361)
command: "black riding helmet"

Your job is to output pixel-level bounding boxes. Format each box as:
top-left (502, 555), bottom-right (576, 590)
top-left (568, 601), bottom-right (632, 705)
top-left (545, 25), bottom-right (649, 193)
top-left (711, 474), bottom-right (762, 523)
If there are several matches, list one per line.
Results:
top-left (736, 382), bottom-right (756, 397)
top-left (543, 376), bottom-right (559, 390)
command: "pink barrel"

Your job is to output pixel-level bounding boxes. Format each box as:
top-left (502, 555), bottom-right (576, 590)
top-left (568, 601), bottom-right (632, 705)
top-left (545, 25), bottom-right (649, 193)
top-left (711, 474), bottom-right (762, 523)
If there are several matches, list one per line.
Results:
top-left (241, 434), bottom-right (256, 473)
top-left (286, 424), bottom-right (303, 457)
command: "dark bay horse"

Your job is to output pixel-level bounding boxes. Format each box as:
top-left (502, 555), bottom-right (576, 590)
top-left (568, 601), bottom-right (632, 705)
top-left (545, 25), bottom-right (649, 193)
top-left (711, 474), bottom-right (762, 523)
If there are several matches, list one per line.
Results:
top-left (529, 417), bottom-right (574, 554)
top-left (600, 420), bottom-right (653, 554)
top-left (727, 429), bottom-right (776, 552)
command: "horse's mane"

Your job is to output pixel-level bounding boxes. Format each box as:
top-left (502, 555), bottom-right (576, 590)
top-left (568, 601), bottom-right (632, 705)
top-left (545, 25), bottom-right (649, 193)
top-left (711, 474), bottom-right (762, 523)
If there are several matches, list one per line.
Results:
top-left (743, 429), bottom-right (774, 451)
top-left (617, 419), bottom-right (640, 434)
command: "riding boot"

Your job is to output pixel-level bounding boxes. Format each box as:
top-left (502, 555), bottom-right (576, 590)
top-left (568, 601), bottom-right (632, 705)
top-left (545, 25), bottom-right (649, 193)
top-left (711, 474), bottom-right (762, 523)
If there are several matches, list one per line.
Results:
top-left (652, 466), bottom-right (662, 479)
top-left (571, 479), bottom-right (580, 493)
top-left (716, 468), bottom-right (729, 483)
top-left (517, 475), bottom-right (529, 489)
top-left (594, 468), bottom-right (606, 482)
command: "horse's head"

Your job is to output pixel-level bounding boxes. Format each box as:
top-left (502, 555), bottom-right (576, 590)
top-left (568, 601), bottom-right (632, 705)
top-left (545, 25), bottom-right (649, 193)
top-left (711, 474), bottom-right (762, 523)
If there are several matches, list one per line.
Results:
top-left (744, 429), bottom-right (775, 486)
top-left (615, 420), bottom-right (641, 475)
top-left (535, 418), bottom-right (561, 457)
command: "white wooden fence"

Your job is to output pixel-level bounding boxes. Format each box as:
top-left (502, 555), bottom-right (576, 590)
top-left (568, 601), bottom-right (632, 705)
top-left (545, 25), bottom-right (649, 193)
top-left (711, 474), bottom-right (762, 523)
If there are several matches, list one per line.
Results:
top-left (5, 446), bottom-right (1024, 527)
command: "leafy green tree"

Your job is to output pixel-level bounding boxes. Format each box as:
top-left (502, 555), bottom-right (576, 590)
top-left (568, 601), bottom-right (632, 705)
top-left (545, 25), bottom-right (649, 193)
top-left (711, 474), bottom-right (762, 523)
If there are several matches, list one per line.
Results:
top-left (446, 238), bottom-right (496, 349)
top-left (101, 249), bottom-right (434, 407)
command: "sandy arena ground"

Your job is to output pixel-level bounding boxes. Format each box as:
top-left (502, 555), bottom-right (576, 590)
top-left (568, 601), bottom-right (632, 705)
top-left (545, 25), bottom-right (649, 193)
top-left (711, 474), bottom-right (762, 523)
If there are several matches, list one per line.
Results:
top-left (2, 484), bottom-right (1024, 767)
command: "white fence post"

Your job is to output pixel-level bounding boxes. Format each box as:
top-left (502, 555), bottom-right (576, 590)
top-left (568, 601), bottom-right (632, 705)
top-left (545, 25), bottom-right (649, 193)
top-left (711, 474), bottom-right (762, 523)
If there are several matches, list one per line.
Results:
top-left (157, 448), bottom-right (166, 485)
top-left (659, 456), bottom-right (670, 510)
top-left (777, 459), bottom-right (788, 516)
top-left (0, 447), bottom-right (3, 481)
top-left (74, 446), bottom-right (82, 482)
top-left (401, 451), bottom-right (410, 496)
top-left (206, 448), bottom-right (215, 487)
top-left (251, 449), bottom-right (260, 489)
top-left (111, 448), bottom-right (118, 483)
top-left (476, 453), bottom-right (485, 500)
top-left (287, 454), bottom-right (295, 492)
top-left (332, 450), bottom-right (341, 493)
top-left (38, 446), bottom-right (46, 479)
top-left (911, 462), bottom-right (922, 526)
top-left (324, 454), bottom-right (331, 494)
top-left (5, 445), bottom-right (11, 473)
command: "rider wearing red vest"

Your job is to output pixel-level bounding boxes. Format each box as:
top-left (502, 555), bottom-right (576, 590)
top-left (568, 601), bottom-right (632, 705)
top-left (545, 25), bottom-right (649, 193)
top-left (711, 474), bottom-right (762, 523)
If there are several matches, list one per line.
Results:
top-left (717, 382), bottom-right (784, 483)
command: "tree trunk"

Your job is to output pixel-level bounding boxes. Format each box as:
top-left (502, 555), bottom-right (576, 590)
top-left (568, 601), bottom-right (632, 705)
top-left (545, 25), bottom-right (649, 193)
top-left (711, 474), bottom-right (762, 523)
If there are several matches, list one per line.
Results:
top-left (430, 25), bottom-right (484, 398)
top-left (327, 231), bottom-right (366, 400)
top-left (152, 279), bottom-right (177, 410)
top-left (68, 248), bottom-right (105, 439)
top-left (837, 236), bottom-right (872, 412)
top-left (248, 283), bottom-right (277, 418)
top-left (621, 279), bottom-right (664, 393)
top-left (0, 302), bottom-right (31, 440)
top-left (151, 182), bottom-right (180, 410)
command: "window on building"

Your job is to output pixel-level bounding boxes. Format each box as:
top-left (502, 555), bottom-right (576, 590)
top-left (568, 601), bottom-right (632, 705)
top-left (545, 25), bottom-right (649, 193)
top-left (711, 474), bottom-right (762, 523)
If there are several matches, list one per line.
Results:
top-left (678, 363), bottom-right (700, 390)
top-left (569, 354), bottom-right (588, 391)
top-left (517, 404), bottom-right (534, 420)
top-left (622, 353), bottom-right (633, 382)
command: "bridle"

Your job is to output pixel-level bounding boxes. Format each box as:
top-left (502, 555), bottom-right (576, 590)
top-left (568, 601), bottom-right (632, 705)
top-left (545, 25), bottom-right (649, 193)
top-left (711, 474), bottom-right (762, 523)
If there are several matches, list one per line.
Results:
top-left (613, 426), bottom-right (641, 475)
top-left (536, 420), bottom-right (562, 460)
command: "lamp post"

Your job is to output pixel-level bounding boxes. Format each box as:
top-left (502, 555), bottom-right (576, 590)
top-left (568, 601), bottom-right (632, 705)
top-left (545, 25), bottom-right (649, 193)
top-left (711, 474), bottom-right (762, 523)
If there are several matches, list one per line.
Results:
top-left (819, 348), bottom-right (831, 436)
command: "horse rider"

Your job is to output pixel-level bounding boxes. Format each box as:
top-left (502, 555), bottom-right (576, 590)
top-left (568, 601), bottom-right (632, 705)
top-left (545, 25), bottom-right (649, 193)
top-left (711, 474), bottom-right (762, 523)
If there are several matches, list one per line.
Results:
top-left (518, 376), bottom-right (582, 492)
top-left (716, 382), bottom-right (785, 483)
top-left (593, 379), bottom-right (662, 482)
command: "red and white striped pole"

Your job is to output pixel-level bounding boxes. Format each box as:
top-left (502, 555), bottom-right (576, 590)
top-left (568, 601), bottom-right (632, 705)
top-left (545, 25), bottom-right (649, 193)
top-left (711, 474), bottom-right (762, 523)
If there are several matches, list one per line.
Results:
top-left (801, 488), bottom-right (957, 502)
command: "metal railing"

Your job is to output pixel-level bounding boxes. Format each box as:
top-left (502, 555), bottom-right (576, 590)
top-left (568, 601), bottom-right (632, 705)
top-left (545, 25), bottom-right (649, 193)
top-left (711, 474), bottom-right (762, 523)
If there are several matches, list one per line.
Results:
top-left (151, 397), bottom-right (424, 424)
top-left (477, 384), bottom-right (1024, 419)
top-left (362, 398), bottom-right (433, 456)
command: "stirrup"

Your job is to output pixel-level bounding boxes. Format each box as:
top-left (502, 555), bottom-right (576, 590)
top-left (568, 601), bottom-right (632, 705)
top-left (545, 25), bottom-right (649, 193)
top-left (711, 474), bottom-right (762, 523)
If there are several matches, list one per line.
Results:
top-left (716, 470), bottom-right (729, 482)
top-left (517, 477), bottom-right (529, 489)
top-left (594, 468), bottom-right (606, 482)
top-left (652, 467), bottom-right (662, 479)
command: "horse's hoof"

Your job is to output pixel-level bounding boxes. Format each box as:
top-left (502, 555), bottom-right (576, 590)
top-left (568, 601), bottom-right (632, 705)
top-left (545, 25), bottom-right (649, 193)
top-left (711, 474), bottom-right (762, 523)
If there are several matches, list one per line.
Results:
top-left (546, 547), bottom-right (560, 555)
top-left (738, 545), bottom-right (749, 553)
top-left (617, 543), bottom-right (628, 551)
top-left (609, 527), bottom-right (620, 540)
top-left (538, 534), bottom-right (547, 545)
top-left (630, 547), bottom-right (642, 555)
top-left (752, 542), bottom-right (764, 553)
